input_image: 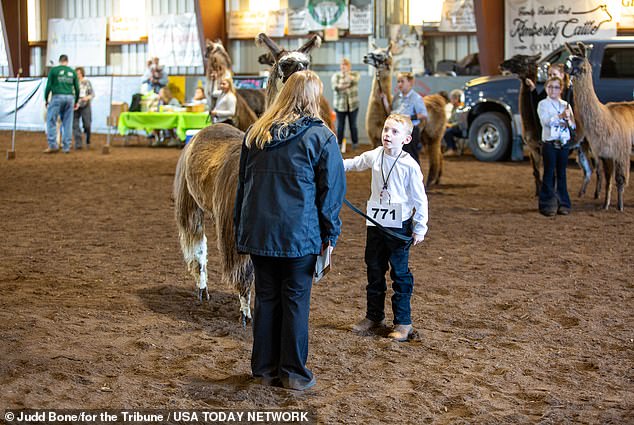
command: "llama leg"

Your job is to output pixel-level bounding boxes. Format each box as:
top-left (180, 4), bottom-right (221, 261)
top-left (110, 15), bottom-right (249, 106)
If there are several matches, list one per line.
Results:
top-left (530, 150), bottom-right (542, 197)
top-left (238, 290), bottom-right (252, 328)
top-left (593, 155), bottom-right (602, 200)
top-left (194, 234), bottom-right (209, 301)
top-left (602, 158), bottom-right (614, 210)
top-left (615, 162), bottom-right (626, 212)
top-left (577, 147), bottom-right (592, 197)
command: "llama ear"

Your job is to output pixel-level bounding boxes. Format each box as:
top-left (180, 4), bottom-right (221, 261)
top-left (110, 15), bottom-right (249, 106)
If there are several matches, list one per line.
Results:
top-left (256, 33), bottom-right (282, 57)
top-left (563, 42), bottom-right (574, 54)
top-left (577, 42), bottom-right (587, 57)
top-left (530, 53), bottom-right (541, 62)
top-left (387, 41), bottom-right (395, 55)
top-left (298, 34), bottom-right (322, 53)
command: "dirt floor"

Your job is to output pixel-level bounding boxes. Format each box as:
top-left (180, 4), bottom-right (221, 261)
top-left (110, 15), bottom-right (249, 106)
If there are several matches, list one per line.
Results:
top-left (0, 131), bottom-right (632, 424)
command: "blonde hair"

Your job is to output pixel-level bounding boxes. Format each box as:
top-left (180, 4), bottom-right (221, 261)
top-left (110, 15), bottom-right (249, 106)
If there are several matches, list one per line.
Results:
top-left (341, 58), bottom-right (351, 67)
top-left (548, 63), bottom-right (570, 88)
top-left (222, 76), bottom-right (236, 95)
top-left (397, 71), bottom-right (414, 82)
top-left (386, 113), bottom-right (413, 135)
top-left (545, 76), bottom-right (563, 93)
top-left (245, 70), bottom-right (323, 149)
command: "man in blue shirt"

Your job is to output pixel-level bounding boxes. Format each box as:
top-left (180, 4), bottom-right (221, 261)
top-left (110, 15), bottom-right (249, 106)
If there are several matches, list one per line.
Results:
top-left (391, 72), bottom-right (427, 164)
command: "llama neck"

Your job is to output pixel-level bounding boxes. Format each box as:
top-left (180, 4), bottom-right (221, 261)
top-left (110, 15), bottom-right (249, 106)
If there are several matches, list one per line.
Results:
top-left (572, 64), bottom-right (609, 129)
top-left (371, 68), bottom-right (392, 104)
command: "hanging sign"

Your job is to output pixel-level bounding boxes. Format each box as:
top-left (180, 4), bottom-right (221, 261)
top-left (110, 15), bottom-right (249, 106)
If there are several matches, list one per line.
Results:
top-left (148, 13), bottom-right (203, 67)
top-left (109, 16), bottom-right (147, 42)
top-left (505, 0), bottom-right (617, 58)
top-left (307, 0), bottom-right (349, 30)
top-left (46, 18), bottom-right (107, 67)
top-left (349, 0), bottom-right (373, 34)
top-left (439, 0), bottom-right (477, 32)
top-left (228, 11), bottom-right (268, 38)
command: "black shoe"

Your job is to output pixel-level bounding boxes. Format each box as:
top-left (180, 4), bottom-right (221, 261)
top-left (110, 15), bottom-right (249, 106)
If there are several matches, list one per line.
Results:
top-left (557, 207), bottom-right (571, 215)
top-left (540, 209), bottom-right (556, 217)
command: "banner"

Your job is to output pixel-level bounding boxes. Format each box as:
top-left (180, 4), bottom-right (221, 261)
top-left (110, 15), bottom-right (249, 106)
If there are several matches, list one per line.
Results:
top-left (46, 18), bottom-right (107, 67)
top-left (620, 0), bottom-right (634, 28)
top-left (389, 25), bottom-right (424, 75)
top-left (228, 11), bottom-right (268, 38)
top-left (288, 7), bottom-right (310, 35)
top-left (349, 0), bottom-right (373, 34)
top-left (148, 14), bottom-right (203, 67)
top-left (439, 0), bottom-right (477, 32)
top-left (109, 16), bottom-right (147, 42)
top-left (0, 25), bottom-right (8, 67)
top-left (307, 0), bottom-right (349, 30)
top-left (505, 1), bottom-right (618, 58)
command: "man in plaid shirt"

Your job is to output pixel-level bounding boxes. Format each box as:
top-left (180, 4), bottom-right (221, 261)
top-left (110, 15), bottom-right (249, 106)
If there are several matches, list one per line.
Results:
top-left (331, 58), bottom-right (360, 150)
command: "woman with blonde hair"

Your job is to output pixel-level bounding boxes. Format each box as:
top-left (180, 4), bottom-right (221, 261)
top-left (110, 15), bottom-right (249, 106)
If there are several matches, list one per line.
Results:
top-left (234, 70), bottom-right (345, 391)
top-left (210, 76), bottom-right (237, 126)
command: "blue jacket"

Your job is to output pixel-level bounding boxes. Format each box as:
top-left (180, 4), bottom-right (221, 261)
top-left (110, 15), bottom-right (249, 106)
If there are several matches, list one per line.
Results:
top-left (234, 117), bottom-right (345, 257)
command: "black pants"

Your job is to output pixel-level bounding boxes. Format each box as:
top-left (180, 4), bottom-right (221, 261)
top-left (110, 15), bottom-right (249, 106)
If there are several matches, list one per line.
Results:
top-left (403, 126), bottom-right (421, 164)
top-left (73, 106), bottom-right (91, 147)
top-left (250, 254), bottom-right (316, 389)
top-left (335, 108), bottom-right (359, 146)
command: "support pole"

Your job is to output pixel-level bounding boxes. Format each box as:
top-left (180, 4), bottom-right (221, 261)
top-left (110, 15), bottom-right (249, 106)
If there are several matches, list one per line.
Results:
top-left (103, 75), bottom-right (114, 155)
top-left (7, 70), bottom-right (20, 160)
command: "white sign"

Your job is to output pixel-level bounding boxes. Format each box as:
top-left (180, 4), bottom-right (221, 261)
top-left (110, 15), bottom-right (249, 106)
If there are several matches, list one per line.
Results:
top-left (148, 14), bottom-right (203, 68)
top-left (366, 201), bottom-right (403, 228)
top-left (439, 0), bottom-right (477, 32)
top-left (267, 10), bottom-right (287, 37)
top-left (46, 18), bottom-right (107, 67)
top-left (228, 11), bottom-right (268, 38)
top-left (288, 8), bottom-right (310, 35)
top-left (505, 0), bottom-right (617, 58)
top-left (389, 25), bottom-right (424, 74)
top-left (620, 0), bottom-right (634, 28)
top-left (349, 1), bottom-right (373, 35)
top-left (109, 16), bottom-right (147, 42)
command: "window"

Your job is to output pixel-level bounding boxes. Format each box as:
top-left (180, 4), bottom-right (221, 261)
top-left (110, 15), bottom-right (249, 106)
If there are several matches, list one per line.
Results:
top-left (600, 47), bottom-right (634, 79)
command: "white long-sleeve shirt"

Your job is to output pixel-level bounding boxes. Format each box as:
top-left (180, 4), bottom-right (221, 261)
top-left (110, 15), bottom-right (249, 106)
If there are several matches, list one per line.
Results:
top-left (343, 146), bottom-right (429, 238)
top-left (537, 97), bottom-right (575, 141)
top-left (212, 91), bottom-right (237, 123)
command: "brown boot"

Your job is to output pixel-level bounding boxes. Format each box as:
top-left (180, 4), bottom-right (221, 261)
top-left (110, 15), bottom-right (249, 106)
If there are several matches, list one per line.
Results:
top-left (352, 318), bottom-right (385, 333)
top-left (388, 324), bottom-right (413, 342)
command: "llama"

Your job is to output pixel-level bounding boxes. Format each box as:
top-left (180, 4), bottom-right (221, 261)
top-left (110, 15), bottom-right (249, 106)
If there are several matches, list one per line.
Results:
top-left (565, 42), bottom-right (634, 210)
top-left (204, 39), bottom-right (259, 131)
top-left (255, 33), bottom-right (334, 131)
top-left (363, 43), bottom-right (447, 186)
top-left (173, 124), bottom-right (253, 326)
top-left (499, 54), bottom-right (599, 198)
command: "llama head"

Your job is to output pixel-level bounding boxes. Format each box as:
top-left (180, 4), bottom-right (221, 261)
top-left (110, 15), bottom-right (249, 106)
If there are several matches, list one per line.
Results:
top-left (205, 39), bottom-right (232, 75)
top-left (258, 52), bottom-right (275, 67)
top-left (256, 33), bottom-right (321, 82)
top-left (499, 54), bottom-right (541, 79)
top-left (564, 42), bottom-right (590, 77)
top-left (363, 42), bottom-right (394, 71)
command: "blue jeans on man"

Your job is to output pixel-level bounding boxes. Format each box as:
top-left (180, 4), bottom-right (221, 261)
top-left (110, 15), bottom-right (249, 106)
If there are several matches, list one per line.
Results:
top-left (443, 125), bottom-right (462, 151)
top-left (47, 94), bottom-right (75, 152)
top-left (335, 108), bottom-right (359, 148)
top-left (364, 219), bottom-right (414, 325)
top-left (539, 141), bottom-right (571, 214)
top-left (250, 254), bottom-right (316, 390)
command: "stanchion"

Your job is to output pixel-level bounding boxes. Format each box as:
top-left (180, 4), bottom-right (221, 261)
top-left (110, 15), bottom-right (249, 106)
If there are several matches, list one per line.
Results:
top-left (103, 75), bottom-right (114, 155)
top-left (7, 69), bottom-right (21, 160)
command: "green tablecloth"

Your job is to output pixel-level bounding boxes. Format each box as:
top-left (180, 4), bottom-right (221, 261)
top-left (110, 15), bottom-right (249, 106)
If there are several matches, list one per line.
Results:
top-left (118, 112), bottom-right (210, 141)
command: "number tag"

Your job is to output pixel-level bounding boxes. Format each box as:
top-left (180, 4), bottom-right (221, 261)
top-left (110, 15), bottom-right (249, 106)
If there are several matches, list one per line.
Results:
top-left (366, 201), bottom-right (402, 228)
top-left (550, 125), bottom-right (562, 140)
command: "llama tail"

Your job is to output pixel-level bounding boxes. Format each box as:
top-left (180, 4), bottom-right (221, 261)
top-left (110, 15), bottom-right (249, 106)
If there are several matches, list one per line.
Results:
top-left (174, 147), bottom-right (209, 300)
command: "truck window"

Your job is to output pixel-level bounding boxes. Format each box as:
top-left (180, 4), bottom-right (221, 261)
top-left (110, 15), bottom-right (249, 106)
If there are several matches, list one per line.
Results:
top-left (600, 47), bottom-right (634, 79)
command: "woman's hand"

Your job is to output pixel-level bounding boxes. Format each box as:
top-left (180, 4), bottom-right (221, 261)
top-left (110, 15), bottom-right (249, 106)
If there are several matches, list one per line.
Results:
top-left (525, 79), bottom-right (536, 91)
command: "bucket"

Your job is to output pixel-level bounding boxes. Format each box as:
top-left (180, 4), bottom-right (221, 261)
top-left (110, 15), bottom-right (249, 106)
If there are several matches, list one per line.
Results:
top-left (185, 129), bottom-right (200, 145)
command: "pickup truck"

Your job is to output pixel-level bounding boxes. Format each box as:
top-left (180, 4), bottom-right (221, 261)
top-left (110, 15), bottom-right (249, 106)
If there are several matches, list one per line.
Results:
top-left (456, 38), bottom-right (634, 161)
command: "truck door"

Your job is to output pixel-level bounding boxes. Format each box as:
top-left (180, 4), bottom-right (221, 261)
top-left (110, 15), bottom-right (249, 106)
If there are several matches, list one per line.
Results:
top-left (595, 46), bottom-right (634, 103)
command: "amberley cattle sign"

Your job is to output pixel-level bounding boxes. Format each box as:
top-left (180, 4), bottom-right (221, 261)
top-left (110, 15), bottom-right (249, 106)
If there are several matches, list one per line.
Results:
top-left (504, 0), bottom-right (617, 58)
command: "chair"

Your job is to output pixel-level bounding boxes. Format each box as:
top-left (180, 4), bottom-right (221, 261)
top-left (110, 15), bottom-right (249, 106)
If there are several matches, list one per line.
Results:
top-left (107, 102), bottom-right (142, 146)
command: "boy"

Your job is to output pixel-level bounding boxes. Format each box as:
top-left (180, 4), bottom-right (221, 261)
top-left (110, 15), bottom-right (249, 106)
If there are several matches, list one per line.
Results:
top-left (344, 114), bottom-right (428, 341)
top-left (391, 72), bottom-right (427, 164)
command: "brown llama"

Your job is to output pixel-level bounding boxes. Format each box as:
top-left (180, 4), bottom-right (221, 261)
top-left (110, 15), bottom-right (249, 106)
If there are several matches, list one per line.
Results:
top-left (255, 33), bottom-right (334, 131)
top-left (565, 42), bottom-right (634, 210)
top-left (500, 54), bottom-right (599, 198)
top-left (363, 43), bottom-right (447, 186)
top-left (173, 123), bottom-right (254, 326)
top-left (204, 39), bottom-right (259, 131)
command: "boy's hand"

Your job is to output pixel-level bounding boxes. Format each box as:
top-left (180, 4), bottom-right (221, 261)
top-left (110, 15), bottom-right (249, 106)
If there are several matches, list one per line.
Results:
top-left (412, 233), bottom-right (425, 246)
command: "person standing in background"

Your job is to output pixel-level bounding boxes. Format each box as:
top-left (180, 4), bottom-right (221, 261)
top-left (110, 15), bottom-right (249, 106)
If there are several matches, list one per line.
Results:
top-left (331, 58), bottom-right (360, 150)
top-left (44, 54), bottom-right (79, 154)
top-left (391, 72), bottom-right (427, 165)
top-left (73, 67), bottom-right (94, 150)
top-left (141, 57), bottom-right (168, 93)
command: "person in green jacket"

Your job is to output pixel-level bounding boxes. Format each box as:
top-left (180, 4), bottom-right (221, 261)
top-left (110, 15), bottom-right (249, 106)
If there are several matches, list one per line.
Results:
top-left (44, 54), bottom-right (79, 153)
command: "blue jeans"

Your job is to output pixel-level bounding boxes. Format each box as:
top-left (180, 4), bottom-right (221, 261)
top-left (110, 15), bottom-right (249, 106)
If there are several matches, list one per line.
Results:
top-left (539, 142), bottom-right (571, 212)
top-left (47, 94), bottom-right (75, 151)
top-left (443, 126), bottom-right (462, 150)
top-left (250, 254), bottom-right (316, 388)
top-left (364, 219), bottom-right (414, 325)
top-left (335, 108), bottom-right (359, 146)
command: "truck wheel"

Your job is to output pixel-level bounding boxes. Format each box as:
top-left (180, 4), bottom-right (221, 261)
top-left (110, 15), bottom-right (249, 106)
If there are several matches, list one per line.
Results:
top-left (468, 112), bottom-right (511, 162)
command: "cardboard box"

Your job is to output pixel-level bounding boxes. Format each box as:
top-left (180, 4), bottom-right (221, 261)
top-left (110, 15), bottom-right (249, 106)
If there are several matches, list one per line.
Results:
top-left (185, 103), bottom-right (206, 113)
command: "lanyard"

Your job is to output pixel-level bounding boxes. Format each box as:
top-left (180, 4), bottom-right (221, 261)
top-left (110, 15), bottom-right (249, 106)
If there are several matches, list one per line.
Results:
top-left (380, 150), bottom-right (400, 203)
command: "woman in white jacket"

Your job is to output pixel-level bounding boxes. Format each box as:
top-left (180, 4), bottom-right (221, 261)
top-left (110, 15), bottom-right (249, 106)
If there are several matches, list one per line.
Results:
top-left (210, 77), bottom-right (237, 127)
